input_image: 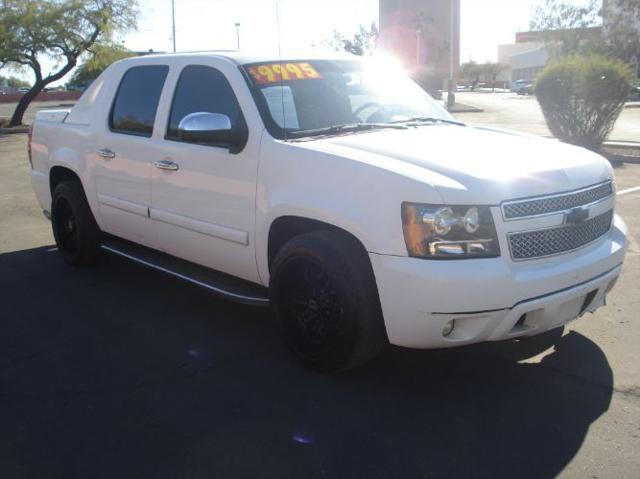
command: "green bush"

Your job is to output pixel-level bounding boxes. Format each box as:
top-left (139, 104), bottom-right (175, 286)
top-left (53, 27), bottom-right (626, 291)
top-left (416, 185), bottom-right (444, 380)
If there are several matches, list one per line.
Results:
top-left (534, 55), bottom-right (633, 151)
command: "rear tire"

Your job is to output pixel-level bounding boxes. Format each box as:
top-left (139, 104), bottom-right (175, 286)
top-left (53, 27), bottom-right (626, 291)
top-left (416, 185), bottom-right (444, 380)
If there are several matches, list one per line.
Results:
top-left (270, 230), bottom-right (387, 372)
top-left (51, 180), bottom-right (101, 266)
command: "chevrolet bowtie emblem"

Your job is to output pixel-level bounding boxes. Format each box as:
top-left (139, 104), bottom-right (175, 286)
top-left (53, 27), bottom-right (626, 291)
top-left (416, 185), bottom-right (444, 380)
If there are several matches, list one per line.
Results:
top-left (564, 207), bottom-right (589, 225)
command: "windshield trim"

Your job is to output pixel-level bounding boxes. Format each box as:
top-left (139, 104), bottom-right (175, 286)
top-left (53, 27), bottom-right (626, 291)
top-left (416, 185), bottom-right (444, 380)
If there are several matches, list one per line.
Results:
top-left (238, 64), bottom-right (288, 139)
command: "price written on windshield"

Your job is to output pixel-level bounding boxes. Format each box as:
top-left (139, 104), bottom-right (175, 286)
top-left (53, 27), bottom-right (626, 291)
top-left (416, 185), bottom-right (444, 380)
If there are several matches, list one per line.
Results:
top-left (246, 63), bottom-right (322, 84)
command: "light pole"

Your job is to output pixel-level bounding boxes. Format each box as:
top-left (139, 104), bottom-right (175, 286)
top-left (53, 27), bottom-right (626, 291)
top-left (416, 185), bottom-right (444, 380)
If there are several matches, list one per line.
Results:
top-left (235, 22), bottom-right (241, 50)
top-left (447, 0), bottom-right (456, 111)
top-left (171, 0), bottom-right (177, 53)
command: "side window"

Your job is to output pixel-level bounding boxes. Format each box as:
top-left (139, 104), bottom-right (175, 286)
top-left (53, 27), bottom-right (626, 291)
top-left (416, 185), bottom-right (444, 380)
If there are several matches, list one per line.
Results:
top-left (110, 65), bottom-right (169, 137)
top-left (167, 65), bottom-right (245, 143)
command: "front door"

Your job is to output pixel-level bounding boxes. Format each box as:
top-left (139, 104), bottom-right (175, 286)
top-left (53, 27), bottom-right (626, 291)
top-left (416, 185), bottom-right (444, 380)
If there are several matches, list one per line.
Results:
top-left (150, 63), bottom-right (260, 283)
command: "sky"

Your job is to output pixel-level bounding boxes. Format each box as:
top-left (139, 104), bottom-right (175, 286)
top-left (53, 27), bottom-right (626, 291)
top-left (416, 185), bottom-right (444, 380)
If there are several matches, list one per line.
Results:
top-left (125, 0), bottom-right (542, 63)
top-left (11, 0), bottom-right (548, 83)
top-left (126, 0), bottom-right (380, 54)
top-left (460, 0), bottom-right (541, 63)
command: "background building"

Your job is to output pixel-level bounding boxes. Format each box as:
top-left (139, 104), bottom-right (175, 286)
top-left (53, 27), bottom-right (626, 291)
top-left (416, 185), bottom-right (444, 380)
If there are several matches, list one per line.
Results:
top-left (497, 41), bottom-right (546, 82)
top-left (498, 0), bottom-right (640, 85)
top-left (498, 27), bottom-right (602, 83)
top-left (379, 0), bottom-right (460, 88)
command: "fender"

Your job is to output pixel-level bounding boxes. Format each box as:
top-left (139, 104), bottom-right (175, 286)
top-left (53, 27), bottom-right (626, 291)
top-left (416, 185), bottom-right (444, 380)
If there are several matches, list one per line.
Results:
top-left (256, 205), bottom-right (376, 285)
top-left (48, 146), bottom-right (101, 227)
top-left (254, 134), bottom-right (444, 285)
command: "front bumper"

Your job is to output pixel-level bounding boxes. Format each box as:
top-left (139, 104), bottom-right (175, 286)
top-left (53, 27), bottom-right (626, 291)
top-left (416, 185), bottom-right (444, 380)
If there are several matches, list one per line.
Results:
top-left (370, 214), bottom-right (628, 349)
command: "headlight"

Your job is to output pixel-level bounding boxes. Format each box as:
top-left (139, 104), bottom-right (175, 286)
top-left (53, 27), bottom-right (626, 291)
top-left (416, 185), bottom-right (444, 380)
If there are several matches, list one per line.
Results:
top-left (401, 203), bottom-right (500, 258)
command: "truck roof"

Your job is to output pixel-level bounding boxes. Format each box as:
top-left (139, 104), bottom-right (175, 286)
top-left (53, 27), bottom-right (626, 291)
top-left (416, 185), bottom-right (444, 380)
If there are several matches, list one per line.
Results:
top-left (64, 49), bottom-right (359, 126)
top-left (120, 49), bottom-right (357, 67)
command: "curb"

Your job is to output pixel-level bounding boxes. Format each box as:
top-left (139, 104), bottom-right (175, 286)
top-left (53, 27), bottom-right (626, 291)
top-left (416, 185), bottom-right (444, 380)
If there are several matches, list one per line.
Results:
top-left (603, 140), bottom-right (640, 148)
top-left (607, 154), bottom-right (640, 165)
top-left (452, 107), bottom-right (484, 113)
top-left (450, 103), bottom-right (484, 113)
top-left (0, 126), bottom-right (29, 134)
top-left (602, 142), bottom-right (640, 165)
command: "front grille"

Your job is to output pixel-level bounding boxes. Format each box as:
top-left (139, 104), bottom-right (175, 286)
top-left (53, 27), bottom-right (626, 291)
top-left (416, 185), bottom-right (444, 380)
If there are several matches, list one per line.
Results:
top-left (503, 182), bottom-right (613, 219)
top-left (509, 210), bottom-right (613, 260)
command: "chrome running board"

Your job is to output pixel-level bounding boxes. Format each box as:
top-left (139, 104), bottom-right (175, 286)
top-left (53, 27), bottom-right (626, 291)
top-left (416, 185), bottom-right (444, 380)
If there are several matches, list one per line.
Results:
top-left (101, 236), bottom-right (270, 307)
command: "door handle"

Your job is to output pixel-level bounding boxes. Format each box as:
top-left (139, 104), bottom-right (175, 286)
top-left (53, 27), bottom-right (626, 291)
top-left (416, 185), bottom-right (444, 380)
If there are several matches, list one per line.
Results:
top-left (154, 160), bottom-right (179, 171)
top-left (97, 148), bottom-right (116, 159)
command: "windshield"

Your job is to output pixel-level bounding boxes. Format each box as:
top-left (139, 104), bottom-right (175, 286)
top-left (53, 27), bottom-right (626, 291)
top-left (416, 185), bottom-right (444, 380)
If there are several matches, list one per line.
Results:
top-left (242, 58), bottom-right (456, 139)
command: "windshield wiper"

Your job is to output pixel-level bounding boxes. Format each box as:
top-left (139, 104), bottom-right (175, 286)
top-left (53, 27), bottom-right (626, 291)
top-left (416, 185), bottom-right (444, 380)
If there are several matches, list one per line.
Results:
top-left (290, 122), bottom-right (408, 139)
top-left (390, 116), bottom-right (466, 127)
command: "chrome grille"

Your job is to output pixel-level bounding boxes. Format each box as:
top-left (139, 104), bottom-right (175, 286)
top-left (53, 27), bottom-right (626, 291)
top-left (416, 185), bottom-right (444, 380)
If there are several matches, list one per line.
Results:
top-left (503, 182), bottom-right (613, 219)
top-left (509, 210), bottom-right (613, 260)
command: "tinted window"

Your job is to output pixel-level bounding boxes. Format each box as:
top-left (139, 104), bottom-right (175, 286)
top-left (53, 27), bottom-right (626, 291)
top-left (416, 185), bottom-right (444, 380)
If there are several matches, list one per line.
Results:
top-left (110, 65), bottom-right (169, 137)
top-left (167, 65), bottom-right (245, 141)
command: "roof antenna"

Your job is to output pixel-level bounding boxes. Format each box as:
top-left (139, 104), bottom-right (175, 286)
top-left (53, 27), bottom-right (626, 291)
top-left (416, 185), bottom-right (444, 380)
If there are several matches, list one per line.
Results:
top-left (275, 0), bottom-right (286, 141)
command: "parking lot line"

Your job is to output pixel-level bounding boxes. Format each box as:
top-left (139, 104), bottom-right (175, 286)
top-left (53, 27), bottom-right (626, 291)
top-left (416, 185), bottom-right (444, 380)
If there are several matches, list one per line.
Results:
top-left (617, 186), bottom-right (640, 196)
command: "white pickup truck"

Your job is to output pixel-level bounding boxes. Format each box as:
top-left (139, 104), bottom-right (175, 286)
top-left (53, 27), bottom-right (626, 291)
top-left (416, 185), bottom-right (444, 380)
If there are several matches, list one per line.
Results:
top-left (29, 51), bottom-right (628, 371)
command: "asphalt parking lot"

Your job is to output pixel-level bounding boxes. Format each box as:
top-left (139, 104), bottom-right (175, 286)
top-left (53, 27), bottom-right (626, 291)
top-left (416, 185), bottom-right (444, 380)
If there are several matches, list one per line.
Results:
top-left (1, 120), bottom-right (640, 477)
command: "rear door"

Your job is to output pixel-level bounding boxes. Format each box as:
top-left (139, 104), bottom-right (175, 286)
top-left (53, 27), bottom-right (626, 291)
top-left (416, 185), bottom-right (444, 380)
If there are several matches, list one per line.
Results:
top-left (150, 61), bottom-right (261, 283)
top-left (94, 65), bottom-right (169, 247)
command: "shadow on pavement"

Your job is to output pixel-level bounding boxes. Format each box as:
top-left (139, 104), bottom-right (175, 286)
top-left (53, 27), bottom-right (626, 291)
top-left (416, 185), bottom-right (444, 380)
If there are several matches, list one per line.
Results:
top-left (0, 246), bottom-right (613, 479)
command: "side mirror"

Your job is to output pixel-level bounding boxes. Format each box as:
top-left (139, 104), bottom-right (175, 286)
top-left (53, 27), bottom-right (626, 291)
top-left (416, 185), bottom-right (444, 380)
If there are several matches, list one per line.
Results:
top-left (178, 112), bottom-right (244, 150)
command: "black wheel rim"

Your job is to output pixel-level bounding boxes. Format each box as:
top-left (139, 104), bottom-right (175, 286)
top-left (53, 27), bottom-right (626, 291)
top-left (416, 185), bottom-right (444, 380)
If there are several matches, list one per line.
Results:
top-left (278, 257), bottom-right (346, 359)
top-left (53, 196), bottom-right (78, 255)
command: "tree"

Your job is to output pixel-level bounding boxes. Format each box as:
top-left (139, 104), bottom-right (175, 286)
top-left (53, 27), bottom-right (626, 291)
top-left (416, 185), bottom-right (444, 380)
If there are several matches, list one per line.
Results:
top-left (481, 62), bottom-right (509, 91)
top-left (460, 61), bottom-right (480, 81)
top-left (535, 55), bottom-right (633, 151)
top-left (68, 43), bottom-right (134, 89)
top-left (530, 0), bottom-right (640, 62)
top-left (8, 76), bottom-right (29, 88)
top-left (413, 9), bottom-right (448, 69)
top-left (0, 74), bottom-right (30, 88)
top-left (529, 0), bottom-right (601, 32)
top-left (529, 0), bottom-right (601, 55)
top-left (600, 0), bottom-right (640, 66)
top-left (460, 61), bottom-right (508, 91)
top-left (330, 23), bottom-right (379, 56)
top-left (0, 0), bottom-right (137, 126)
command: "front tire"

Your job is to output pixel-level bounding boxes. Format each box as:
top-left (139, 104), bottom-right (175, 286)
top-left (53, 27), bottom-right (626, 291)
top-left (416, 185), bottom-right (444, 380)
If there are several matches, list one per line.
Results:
top-left (51, 180), bottom-right (101, 266)
top-left (270, 230), bottom-right (387, 372)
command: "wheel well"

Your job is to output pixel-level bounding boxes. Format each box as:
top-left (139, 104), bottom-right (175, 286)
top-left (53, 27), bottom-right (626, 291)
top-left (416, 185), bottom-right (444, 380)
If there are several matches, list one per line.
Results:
top-left (49, 166), bottom-right (80, 195)
top-left (267, 216), bottom-right (368, 270)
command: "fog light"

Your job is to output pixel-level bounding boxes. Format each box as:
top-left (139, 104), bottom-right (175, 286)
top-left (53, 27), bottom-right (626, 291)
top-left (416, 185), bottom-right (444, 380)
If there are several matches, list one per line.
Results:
top-left (442, 319), bottom-right (455, 337)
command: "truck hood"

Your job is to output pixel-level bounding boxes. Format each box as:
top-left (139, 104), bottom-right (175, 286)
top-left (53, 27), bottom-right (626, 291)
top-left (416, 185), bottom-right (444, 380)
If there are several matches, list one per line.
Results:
top-left (302, 125), bottom-right (613, 204)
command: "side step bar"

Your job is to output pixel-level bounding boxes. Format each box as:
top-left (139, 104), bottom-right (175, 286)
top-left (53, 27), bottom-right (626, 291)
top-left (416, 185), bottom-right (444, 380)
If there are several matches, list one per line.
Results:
top-left (101, 237), bottom-right (270, 307)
